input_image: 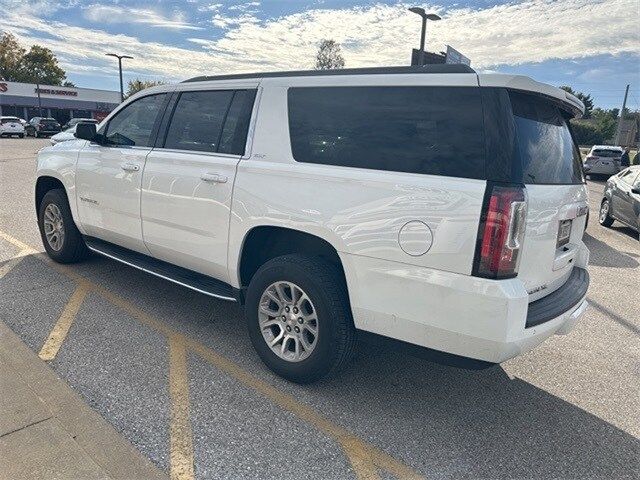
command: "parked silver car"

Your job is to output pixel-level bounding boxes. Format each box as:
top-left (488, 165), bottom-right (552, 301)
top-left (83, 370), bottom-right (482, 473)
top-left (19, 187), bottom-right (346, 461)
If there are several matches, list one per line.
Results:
top-left (599, 166), bottom-right (640, 234)
top-left (584, 145), bottom-right (623, 177)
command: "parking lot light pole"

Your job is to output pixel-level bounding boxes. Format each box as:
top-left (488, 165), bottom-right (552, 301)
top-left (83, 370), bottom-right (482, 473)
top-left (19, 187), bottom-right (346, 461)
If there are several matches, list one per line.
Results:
top-left (408, 7), bottom-right (441, 65)
top-left (106, 53), bottom-right (134, 102)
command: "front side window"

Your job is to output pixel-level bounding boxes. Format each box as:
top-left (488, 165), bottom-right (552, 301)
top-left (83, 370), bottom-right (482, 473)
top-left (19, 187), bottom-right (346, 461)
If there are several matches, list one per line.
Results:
top-left (288, 86), bottom-right (485, 178)
top-left (104, 94), bottom-right (167, 147)
top-left (510, 91), bottom-right (584, 185)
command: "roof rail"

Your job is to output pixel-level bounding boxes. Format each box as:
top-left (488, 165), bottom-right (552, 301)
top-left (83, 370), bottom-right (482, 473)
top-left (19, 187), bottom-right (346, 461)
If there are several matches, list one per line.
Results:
top-left (182, 64), bottom-right (475, 83)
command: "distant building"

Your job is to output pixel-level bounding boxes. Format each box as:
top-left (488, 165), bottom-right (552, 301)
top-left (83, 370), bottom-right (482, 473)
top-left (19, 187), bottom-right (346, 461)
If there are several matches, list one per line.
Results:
top-left (0, 81), bottom-right (120, 124)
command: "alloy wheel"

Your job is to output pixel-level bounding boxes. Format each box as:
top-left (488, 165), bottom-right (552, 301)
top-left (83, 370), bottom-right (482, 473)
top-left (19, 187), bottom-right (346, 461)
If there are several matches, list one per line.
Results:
top-left (258, 281), bottom-right (319, 362)
top-left (43, 203), bottom-right (65, 251)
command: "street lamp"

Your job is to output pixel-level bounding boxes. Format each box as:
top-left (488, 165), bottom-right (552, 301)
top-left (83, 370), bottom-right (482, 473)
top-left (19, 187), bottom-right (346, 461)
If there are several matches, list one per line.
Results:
top-left (408, 7), bottom-right (441, 66)
top-left (106, 53), bottom-right (134, 102)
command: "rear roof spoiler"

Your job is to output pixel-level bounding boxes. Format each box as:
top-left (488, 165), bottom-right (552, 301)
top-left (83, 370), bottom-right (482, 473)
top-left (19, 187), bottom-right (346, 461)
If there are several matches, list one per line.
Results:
top-left (478, 74), bottom-right (585, 118)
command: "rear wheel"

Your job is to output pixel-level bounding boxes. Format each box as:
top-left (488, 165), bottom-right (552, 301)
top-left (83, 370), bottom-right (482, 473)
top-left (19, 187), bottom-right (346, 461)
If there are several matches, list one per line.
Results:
top-left (38, 189), bottom-right (90, 263)
top-left (245, 254), bottom-right (355, 383)
top-left (599, 199), bottom-right (614, 227)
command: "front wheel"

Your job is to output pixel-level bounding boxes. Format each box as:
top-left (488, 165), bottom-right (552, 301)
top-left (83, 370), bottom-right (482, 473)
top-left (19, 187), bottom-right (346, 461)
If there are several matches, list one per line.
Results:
top-left (245, 254), bottom-right (355, 383)
top-left (38, 189), bottom-right (90, 263)
top-left (599, 199), bottom-right (614, 227)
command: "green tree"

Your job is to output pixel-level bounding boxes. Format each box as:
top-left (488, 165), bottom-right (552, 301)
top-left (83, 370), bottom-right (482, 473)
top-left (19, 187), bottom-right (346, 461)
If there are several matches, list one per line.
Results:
top-left (18, 45), bottom-right (67, 85)
top-left (0, 31), bottom-right (70, 85)
top-left (0, 31), bottom-right (25, 81)
top-left (125, 78), bottom-right (165, 98)
top-left (314, 39), bottom-right (345, 70)
top-left (560, 85), bottom-right (594, 118)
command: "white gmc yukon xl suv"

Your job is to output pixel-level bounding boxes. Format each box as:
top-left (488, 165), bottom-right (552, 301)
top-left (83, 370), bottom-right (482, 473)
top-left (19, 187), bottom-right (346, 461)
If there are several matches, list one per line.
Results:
top-left (35, 65), bottom-right (590, 383)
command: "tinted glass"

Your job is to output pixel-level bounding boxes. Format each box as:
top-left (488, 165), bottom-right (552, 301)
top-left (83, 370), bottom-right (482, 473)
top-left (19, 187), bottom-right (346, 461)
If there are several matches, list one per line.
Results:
top-left (1, 118), bottom-right (19, 124)
top-left (218, 90), bottom-right (257, 155)
top-left (105, 94), bottom-right (166, 147)
top-left (593, 149), bottom-right (621, 158)
top-left (164, 90), bottom-right (234, 152)
top-left (510, 91), bottom-right (583, 184)
top-left (288, 86), bottom-right (485, 178)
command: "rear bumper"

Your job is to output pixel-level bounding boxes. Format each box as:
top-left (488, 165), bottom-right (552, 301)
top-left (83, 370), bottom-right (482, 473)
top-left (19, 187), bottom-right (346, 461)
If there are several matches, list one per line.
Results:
top-left (340, 243), bottom-right (590, 364)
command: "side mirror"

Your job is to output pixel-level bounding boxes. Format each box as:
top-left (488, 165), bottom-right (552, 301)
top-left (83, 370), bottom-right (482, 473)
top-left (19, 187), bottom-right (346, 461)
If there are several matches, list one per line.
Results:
top-left (631, 186), bottom-right (640, 195)
top-left (74, 122), bottom-right (98, 142)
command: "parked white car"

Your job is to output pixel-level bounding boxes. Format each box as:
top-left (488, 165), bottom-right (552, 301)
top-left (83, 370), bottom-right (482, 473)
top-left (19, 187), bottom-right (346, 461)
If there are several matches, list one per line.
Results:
top-left (0, 116), bottom-right (26, 138)
top-left (583, 145), bottom-right (624, 176)
top-left (35, 66), bottom-right (590, 383)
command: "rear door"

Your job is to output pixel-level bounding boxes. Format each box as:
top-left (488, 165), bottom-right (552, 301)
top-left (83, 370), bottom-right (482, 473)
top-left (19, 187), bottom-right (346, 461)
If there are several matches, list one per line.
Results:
top-left (141, 86), bottom-right (257, 282)
top-left (75, 93), bottom-right (169, 253)
top-left (506, 91), bottom-right (588, 300)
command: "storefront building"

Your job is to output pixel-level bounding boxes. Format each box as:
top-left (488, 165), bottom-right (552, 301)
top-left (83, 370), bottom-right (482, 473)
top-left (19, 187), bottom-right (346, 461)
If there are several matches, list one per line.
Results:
top-left (0, 81), bottom-right (120, 125)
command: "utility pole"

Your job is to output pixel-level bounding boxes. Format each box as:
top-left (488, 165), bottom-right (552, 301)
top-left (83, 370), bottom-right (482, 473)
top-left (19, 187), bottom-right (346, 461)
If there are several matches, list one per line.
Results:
top-left (36, 80), bottom-right (42, 117)
top-left (614, 84), bottom-right (629, 146)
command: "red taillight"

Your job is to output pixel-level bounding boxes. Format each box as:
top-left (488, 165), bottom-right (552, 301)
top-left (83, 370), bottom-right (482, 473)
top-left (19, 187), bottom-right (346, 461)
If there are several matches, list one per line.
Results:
top-left (473, 183), bottom-right (527, 279)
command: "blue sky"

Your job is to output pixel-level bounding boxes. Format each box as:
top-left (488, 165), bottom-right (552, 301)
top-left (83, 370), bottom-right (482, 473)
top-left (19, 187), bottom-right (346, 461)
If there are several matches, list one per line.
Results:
top-left (1, 0), bottom-right (638, 109)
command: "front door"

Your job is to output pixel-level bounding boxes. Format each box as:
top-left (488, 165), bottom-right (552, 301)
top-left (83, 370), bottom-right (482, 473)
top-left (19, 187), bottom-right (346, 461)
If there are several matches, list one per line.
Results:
top-left (614, 169), bottom-right (639, 226)
top-left (75, 93), bottom-right (169, 253)
top-left (141, 87), bottom-right (257, 282)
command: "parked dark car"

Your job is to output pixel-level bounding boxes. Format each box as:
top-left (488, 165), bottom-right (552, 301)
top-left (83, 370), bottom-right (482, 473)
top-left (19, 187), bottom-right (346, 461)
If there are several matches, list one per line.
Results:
top-left (599, 166), bottom-right (640, 234)
top-left (25, 117), bottom-right (62, 138)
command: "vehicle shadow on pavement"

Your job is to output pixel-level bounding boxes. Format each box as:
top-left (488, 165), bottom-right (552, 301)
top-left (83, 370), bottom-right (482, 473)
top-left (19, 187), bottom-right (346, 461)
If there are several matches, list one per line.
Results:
top-left (334, 342), bottom-right (640, 479)
top-left (583, 233), bottom-right (639, 268)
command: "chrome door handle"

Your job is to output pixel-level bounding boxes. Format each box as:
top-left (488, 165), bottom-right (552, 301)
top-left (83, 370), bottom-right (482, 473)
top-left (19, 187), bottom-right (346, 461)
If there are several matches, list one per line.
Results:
top-left (121, 163), bottom-right (140, 172)
top-left (200, 173), bottom-right (228, 184)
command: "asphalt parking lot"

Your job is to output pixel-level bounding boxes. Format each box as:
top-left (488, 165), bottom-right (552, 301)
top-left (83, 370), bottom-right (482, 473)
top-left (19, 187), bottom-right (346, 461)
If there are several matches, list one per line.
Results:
top-left (1, 137), bottom-right (639, 480)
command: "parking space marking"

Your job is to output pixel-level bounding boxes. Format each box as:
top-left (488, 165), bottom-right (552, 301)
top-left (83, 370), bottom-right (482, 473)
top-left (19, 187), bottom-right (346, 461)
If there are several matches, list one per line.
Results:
top-left (0, 230), bottom-right (423, 480)
top-left (0, 249), bottom-right (30, 279)
top-left (38, 282), bottom-right (89, 361)
top-left (168, 335), bottom-right (195, 480)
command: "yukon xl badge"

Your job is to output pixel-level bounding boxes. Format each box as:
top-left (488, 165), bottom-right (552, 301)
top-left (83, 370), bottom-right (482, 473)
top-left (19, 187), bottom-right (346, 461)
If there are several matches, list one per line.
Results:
top-left (527, 284), bottom-right (548, 295)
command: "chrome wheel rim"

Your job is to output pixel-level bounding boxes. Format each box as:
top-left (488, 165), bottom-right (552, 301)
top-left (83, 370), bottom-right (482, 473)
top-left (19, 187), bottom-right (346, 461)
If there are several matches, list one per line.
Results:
top-left (43, 203), bottom-right (65, 251)
top-left (258, 281), bottom-right (319, 362)
top-left (599, 201), bottom-right (609, 223)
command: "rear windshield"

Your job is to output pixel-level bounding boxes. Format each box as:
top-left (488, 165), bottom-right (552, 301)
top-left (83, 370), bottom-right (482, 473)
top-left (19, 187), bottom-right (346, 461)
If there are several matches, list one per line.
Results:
top-left (1, 118), bottom-right (19, 124)
top-left (592, 149), bottom-right (621, 158)
top-left (288, 86), bottom-right (485, 179)
top-left (509, 91), bottom-right (583, 185)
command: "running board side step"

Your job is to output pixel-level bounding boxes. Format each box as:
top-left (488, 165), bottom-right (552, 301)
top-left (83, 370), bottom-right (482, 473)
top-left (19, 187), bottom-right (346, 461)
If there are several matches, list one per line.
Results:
top-left (84, 237), bottom-right (239, 302)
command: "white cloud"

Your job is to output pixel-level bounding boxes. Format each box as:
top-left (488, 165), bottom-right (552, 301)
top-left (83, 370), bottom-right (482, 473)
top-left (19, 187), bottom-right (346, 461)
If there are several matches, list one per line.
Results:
top-left (1, 0), bottom-right (638, 82)
top-left (82, 4), bottom-right (202, 30)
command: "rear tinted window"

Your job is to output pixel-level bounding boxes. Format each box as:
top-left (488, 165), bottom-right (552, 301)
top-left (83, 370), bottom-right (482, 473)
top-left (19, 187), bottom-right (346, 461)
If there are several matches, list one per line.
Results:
top-left (1, 118), bottom-right (19, 124)
top-left (592, 149), bottom-right (621, 158)
top-left (288, 86), bottom-right (485, 179)
top-left (509, 91), bottom-right (583, 184)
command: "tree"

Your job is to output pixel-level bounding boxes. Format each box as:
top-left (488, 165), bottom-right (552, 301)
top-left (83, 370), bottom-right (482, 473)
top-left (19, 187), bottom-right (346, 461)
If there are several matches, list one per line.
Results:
top-left (314, 39), bottom-right (345, 70)
top-left (0, 32), bottom-right (25, 81)
top-left (560, 85), bottom-right (594, 118)
top-left (125, 79), bottom-right (165, 98)
top-left (18, 45), bottom-right (67, 85)
top-left (0, 31), bottom-right (69, 85)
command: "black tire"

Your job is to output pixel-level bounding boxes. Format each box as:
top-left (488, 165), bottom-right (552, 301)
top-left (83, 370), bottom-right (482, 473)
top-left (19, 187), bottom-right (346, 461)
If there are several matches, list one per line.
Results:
top-left (245, 254), bottom-right (356, 384)
top-left (38, 189), bottom-right (90, 263)
top-left (598, 199), bottom-right (614, 227)
top-left (19, 134), bottom-right (24, 139)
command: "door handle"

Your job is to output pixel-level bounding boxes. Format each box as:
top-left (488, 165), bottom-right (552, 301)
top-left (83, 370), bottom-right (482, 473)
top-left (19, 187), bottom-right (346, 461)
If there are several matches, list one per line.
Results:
top-left (121, 163), bottom-right (140, 172)
top-left (200, 173), bottom-right (228, 184)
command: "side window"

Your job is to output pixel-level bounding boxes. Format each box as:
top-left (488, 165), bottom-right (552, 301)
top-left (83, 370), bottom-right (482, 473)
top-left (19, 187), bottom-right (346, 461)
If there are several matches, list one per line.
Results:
top-left (164, 90), bottom-right (234, 153)
top-left (287, 86), bottom-right (485, 179)
top-left (218, 90), bottom-right (257, 155)
top-left (104, 94), bottom-right (167, 147)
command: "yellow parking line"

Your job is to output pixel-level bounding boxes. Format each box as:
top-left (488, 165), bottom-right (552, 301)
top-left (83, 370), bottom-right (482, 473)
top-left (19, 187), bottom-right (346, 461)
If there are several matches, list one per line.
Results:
top-left (39, 282), bottom-right (89, 361)
top-left (0, 249), bottom-right (30, 279)
top-left (0, 231), bottom-right (423, 480)
top-left (168, 335), bottom-right (195, 480)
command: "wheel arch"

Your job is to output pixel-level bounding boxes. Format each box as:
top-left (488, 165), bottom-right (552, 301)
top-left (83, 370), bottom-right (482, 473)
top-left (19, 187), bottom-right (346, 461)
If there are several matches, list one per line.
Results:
top-left (35, 175), bottom-right (67, 212)
top-left (236, 225), bottom-right (347, 290)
